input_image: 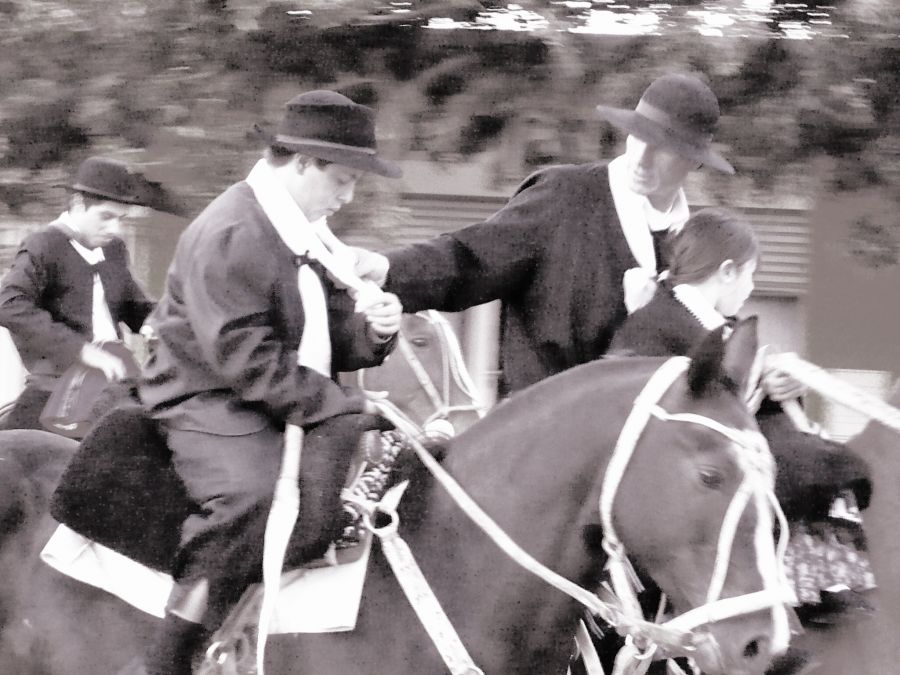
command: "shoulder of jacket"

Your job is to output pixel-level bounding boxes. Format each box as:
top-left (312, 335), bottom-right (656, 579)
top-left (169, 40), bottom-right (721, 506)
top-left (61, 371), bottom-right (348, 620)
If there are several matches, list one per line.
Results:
top-left (18, 224), bottom-right (67, 253)
top-left (513, 161), bottom-right (610, 195)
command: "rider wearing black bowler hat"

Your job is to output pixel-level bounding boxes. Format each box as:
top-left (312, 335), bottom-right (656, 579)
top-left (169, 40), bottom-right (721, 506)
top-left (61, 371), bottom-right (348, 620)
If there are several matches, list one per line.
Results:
top-left (0, 156), bottom-right (181, 434)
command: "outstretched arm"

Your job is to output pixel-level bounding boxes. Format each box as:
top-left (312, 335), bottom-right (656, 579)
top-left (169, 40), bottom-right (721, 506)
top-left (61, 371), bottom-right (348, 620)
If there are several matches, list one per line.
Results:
top-left (371, 167), bottom-right (571, 313)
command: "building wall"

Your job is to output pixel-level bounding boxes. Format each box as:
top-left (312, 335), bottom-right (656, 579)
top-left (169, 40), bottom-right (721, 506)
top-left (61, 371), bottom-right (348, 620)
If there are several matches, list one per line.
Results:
top-left (806, 186), bottom-right (899, 437)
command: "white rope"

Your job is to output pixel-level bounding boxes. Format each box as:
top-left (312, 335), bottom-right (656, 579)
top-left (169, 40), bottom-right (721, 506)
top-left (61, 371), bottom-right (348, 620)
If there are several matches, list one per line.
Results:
top-left (769, 352), bottom-right (900, 435)
top-left (369, 508), bottom-right (483, 675)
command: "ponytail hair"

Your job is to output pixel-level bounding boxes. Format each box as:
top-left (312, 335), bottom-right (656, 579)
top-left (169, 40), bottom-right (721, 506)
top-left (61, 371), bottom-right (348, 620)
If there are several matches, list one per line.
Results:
top-left (667, 207), bottom-right (760, 286)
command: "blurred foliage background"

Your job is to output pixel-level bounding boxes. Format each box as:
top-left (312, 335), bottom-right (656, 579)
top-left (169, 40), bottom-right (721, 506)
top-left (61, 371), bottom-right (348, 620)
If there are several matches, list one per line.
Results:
top-left (1, 0), bottom-right (899, 267)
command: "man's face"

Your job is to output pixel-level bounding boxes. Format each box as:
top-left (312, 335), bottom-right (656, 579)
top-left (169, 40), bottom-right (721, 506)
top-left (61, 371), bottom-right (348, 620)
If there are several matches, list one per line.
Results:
top-left (624, 135), bottom-right (700, 204)
top-left (69, 198), bottom-right (131, 248)
top-left (290, 161), bottom-right (363, 222)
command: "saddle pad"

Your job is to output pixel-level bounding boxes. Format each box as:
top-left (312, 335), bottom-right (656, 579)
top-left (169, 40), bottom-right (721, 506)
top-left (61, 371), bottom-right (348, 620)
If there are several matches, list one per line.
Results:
top-left (41, 523), bottom-right (174, 617)
top-left (49, 404), bottom-right (191, 571)
top-left (41, 482), bottom-right (407, 633)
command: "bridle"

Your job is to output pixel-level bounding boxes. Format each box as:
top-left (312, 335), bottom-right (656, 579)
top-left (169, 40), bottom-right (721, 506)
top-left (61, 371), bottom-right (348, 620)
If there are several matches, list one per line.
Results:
top-left (597, 357), bottom-right (794, 673)
top-left (368, 356), bottom-right (795, 675)
top-left (357, 310), bottom-right (487, 437)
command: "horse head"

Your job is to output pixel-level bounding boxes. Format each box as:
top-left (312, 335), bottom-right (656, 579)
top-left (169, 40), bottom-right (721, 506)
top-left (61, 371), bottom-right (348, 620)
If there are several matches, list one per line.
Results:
top-left (610, 317), bottom-right (792, 674)
top-left (350, 311), bottom-right (486, 439)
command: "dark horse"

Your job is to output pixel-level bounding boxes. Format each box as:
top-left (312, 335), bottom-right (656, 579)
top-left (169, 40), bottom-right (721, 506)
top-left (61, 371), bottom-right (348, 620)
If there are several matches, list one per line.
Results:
top-left (0, 320), bottom-right (787, 674)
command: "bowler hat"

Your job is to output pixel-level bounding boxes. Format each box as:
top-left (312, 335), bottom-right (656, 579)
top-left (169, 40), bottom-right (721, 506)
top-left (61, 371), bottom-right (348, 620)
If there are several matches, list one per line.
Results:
top-left (595, 73), bottom-right (734, 174)
top-left (65, 157), bottom-right (145, 204)
top-left (253, 90), bottom-right (402, 178)
top-left (59, 157), bottom-right (189, 216)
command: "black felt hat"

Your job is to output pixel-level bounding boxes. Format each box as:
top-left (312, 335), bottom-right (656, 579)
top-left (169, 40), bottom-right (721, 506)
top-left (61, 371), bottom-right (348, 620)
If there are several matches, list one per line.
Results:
top-left (253, 90), bottom-right (402, 178)
top-left (595, 73), bottom-right (734, 174)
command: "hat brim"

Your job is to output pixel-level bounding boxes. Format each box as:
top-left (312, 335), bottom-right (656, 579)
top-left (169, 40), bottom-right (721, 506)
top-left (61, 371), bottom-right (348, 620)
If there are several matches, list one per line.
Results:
top-left (55, 182), bottom-right (188, 217)
top-left (253, 125), bottom-right (402, 179)
top-left (595, 105), bottom-right (734, 175)
top-left (59, 183), bottom-right (145, 206)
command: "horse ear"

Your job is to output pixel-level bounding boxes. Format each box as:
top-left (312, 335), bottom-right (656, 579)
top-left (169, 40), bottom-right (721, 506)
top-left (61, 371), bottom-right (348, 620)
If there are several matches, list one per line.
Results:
top-left (721, 317), bottom-right (760, 396)
top-left (686, 317), bottom-right (759, 398)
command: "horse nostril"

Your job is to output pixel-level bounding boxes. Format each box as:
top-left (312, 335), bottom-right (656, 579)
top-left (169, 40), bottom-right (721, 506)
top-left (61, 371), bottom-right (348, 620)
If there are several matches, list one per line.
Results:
top-left (742, 636), bottom-right (770, 661)
top-left (743, 639), bottom-right (760, 659)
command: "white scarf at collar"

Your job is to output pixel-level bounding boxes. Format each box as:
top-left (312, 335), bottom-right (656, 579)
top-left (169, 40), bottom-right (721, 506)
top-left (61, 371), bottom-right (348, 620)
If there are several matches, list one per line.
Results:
top-left (58, 212), bottom-right (118, 342)
top-left (671, 283), bottom-right (727, 331)
top-left (608, 156), bottom-right (689, 314)
top-left (245, 159), bottom-right (384, 375)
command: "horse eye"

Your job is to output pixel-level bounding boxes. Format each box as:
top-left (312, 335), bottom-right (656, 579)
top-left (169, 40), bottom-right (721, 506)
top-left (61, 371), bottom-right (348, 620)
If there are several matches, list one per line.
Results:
top-left (698, 467), bottom-right (724, 490)
top-left (409, 337), bottom-right (429, 347)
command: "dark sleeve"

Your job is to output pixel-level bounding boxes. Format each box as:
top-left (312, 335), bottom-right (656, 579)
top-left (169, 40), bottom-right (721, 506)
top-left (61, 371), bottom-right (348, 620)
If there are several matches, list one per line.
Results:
top-left (329, 289), bottom-right (396, 373)
top-left (109, 239), bottom-right (155, 332)
top-left (384, 167), bottom-right (568, 312)
top-left (179, 227), bottom-right (366, 428)
top-left (0, 232), bottom-right (86, 368)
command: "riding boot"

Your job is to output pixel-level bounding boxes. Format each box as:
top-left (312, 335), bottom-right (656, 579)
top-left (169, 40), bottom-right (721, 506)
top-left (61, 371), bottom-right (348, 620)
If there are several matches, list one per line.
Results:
top-left (144, 613), bottom-right (210, 675)
top-left (145, 579), bottom-right (211, 675)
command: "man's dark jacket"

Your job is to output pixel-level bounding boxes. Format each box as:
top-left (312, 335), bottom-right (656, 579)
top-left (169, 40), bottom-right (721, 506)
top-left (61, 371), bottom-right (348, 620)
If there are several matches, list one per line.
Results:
top-left (0, 224), bottom-right (153, 385)
top-left (385, 162), bottom-right (638, 395)
top-left (141, 182), bottom-right (393, 435)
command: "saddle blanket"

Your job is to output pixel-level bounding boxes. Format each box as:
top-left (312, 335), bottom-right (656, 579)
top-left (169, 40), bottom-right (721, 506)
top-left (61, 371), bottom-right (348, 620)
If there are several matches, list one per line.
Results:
top-left (41, 482), bottom-right (406, 634)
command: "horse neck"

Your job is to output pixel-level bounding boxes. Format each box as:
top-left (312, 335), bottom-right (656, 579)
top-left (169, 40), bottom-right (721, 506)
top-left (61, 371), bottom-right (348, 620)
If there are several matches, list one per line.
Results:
top-left (394, 359), bottom-right (654, 671)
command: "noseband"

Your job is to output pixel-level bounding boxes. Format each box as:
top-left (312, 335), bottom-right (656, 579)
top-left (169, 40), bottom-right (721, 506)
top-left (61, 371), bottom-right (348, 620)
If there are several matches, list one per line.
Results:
top-left (359, 310), bottom-right (486, 436)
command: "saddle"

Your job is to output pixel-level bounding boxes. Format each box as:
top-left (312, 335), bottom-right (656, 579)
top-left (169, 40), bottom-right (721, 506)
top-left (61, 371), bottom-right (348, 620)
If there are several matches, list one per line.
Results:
top-left (50, 404), bottom-right (400, 574)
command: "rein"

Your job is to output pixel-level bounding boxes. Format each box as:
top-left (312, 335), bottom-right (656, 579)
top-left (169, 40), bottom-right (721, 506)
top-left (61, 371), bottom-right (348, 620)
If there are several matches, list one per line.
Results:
top-left (368, 357), bottom-right (794, 675)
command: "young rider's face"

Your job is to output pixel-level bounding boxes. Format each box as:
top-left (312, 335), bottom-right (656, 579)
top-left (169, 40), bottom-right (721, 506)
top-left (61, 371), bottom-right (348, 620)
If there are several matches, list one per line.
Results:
top-left (716, 258), bottom-right (757, 317)
top-left (70, 198), bottom-right (131, 248)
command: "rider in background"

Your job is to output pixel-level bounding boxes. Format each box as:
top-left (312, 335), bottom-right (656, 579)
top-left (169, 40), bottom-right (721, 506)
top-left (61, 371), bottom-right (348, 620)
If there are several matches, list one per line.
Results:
top-left (137, 90), bottom-right (403, 674)
top-left (608, 207), bottom-right (875, 631)
top-left (0, 157), bottom-right (163, 432)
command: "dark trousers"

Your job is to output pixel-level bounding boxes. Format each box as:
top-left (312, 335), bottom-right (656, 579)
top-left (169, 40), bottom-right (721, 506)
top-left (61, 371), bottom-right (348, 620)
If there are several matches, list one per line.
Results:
top-left (162, 413), bottom-right (388, 631)
top-left (0, 384), bottom-right (50, 431)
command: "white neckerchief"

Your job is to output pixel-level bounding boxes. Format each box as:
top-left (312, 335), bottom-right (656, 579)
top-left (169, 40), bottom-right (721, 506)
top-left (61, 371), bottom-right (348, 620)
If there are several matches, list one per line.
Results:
top-left (245, 159), bottom-right (385, 376)
top-left (59, 212), bottom-right (118, 342)
top-left (608, 156), bottom-right (689, 314)
top-left (671, 283), bottom-right (727, 331)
